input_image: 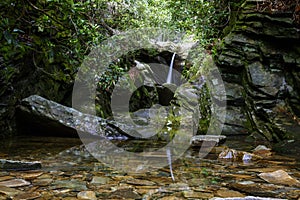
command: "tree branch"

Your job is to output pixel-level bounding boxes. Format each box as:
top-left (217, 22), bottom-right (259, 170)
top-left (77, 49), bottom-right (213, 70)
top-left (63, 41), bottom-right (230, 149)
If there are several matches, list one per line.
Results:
top-left (25, 0), bottom-right (64, 27)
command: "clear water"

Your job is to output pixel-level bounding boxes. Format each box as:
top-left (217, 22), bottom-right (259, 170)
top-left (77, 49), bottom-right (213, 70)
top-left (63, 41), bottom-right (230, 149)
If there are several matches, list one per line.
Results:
top-left (0, 134), bottom-right (299, 199)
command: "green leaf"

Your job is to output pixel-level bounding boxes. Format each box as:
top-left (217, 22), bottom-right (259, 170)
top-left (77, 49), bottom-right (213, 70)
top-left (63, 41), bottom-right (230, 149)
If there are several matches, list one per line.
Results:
top-left (3, 30), bottom-right (13, 44)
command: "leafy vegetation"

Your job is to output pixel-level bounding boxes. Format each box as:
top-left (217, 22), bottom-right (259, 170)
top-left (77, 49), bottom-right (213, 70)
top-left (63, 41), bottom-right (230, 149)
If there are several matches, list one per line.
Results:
top-left (0, 0), bottom-right (230, 122)
top-left (0, 0), bottom-right (110, 94)
top-left (0, 0), bottom-right (229, 82)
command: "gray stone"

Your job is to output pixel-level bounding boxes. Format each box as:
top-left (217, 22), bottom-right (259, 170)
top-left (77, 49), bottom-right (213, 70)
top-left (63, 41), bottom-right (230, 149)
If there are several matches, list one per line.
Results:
top-left (190, 135), bottom-right (226, 147)
top-left (247, 62), bottom-right (281, 94)
top-left (214, 0), bottom-right (300, 142)
top-left (90, 176), bottom-right (110, 185)
top-left (149, 34), bottom-right (197, 59)
top-left (32, 178), bottom-right (53, 186)
top-left (224, 83), bottom-right (244, 102)
top-left (222, 124), bottom-right (249, 136)
top-left (50, 179), bottom-right (87, 191)
top-left (225, 107), bottom-right (248, 128)
top-left (17, 95), bottom-right (141, 139)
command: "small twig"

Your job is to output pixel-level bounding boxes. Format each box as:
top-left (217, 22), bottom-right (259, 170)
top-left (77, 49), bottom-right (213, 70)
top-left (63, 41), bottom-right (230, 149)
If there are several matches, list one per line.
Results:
top-left (32, 53), bottom-right (58, 80)
top-left (100, 19), bottom-right (121, 35)
top-left (221, 4), bottom-right (231, 28)
top-left (69, 16), bottom-right (79, 34)
top-left (25, 0), bottom-right (64, 27)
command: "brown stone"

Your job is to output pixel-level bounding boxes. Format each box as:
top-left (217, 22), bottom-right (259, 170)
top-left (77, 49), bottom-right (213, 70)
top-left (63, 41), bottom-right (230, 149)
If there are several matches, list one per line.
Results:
top-left (126, 179), bottom-right (156, 186)
top-left (160, 196), bottom-right (184, 200)
top-left (135, 185), bottom-right (159, 189)
top-left (77, 191), bottom-right (97, 200)
top-left (182, 191), bottom-right (214, 199)
top-left (108, 188), bottom-right (141, 199)
top-left (230, 181), bottom-right (283, 197)
top-left (252, 145), bottom-right (272, 157)
top-left (22, 171), bottom-right (43, 180)
top-left (13, 192), bottom-right (41, 200)
top-left (112, 175), bottom-right (134, 181)
top-left (258, 170), bottom-right (300, 187)
top-left (0, 176), bottom-right (14, 182)
top-left (220, 174), bottom-right (254, 180)
top-left (0, 186), bottom-right (24, 196)
top-left (215, 188), bottom-right (245, 198)
top-left (246, 167), bottom-right (284, 173)
top-left (32, 178), bottom-right (53, 186)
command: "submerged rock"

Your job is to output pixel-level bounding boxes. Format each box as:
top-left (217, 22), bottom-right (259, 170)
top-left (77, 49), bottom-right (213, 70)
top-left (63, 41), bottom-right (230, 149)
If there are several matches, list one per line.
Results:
top-left (90, 176), bottom-right (110, 185)
top-left (229, 181), bottom-right (285, 197)
top-left (50, 179), bottom-right (87, 191)
top-left (13, 192), bottom-right (41, 200)
top-left (108, 187), bottom-right (141, 199)
top-left (183, 191), bottom-right (214, 199)
top-left (0, 186), bottom-right (24, 197)
top-left (0, 179), bottom-right (30, 188)
top-left (211, 196), bottom-right (287, 200)
top-left (0, 159), bottom-right (41, 171)
top-left (215, 188), bottom-right (245, 198)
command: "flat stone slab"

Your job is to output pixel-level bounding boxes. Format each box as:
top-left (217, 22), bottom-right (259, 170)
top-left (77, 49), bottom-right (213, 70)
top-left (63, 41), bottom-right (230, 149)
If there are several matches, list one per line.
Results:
top-left (0, 159), bottom-right (41, 171)
top-left (190, 135), bottom-right (226, 147)
top-left (17, 95), bottom-right (142, 139)
top-left (0, 179), bottom-right (30, 188)
top-left (0, 185), bottom-right (24, 196)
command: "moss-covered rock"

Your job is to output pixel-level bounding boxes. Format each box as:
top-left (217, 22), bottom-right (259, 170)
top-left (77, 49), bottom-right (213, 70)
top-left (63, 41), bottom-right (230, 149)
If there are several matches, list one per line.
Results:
top-left (215, 0), bottom-right (300, 142)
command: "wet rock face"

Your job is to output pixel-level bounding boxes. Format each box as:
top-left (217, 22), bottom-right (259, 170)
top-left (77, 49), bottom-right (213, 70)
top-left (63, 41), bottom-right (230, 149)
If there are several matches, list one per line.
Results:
top-left (215, 0), bottom-right (300, 141)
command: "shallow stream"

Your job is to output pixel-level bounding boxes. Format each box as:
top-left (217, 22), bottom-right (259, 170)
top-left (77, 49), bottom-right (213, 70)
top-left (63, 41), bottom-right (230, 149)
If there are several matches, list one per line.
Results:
top-left (0, 135), bottom-right (299, 199)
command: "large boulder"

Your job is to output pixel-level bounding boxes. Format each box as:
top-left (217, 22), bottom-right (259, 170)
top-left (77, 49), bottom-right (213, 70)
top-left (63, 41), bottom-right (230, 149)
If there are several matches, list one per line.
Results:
top-left (16, 95), bottom-right (142, 139)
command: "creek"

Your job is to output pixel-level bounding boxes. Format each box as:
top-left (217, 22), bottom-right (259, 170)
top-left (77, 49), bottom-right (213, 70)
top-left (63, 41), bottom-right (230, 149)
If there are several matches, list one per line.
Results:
top-left (0, 134), bottom-right (299, 199)
top-left (1, 50), bottom-right (299, 199)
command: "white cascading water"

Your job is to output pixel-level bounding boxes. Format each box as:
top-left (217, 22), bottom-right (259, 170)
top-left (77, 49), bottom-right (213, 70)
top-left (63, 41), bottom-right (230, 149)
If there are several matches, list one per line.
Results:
top-left (166, 53), bottom-right (176, 84)
top-left (166, 52), bottom-right (176, 181)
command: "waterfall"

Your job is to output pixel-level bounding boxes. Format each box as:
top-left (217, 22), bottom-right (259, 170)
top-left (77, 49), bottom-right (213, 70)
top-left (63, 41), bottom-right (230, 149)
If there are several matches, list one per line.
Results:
top-left (166, 53), bottom-right (176, 84)
top-left (166, 52), bottom-right (176, 181)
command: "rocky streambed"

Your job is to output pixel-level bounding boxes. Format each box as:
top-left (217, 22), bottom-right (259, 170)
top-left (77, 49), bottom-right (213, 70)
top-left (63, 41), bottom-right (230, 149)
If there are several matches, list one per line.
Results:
top-left (0, 136), bottom-right (299, 200)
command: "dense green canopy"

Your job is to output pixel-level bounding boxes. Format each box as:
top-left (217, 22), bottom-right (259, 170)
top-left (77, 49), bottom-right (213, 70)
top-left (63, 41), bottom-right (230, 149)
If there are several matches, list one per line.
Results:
top-left (0, 0), bottom-right (229, 96)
